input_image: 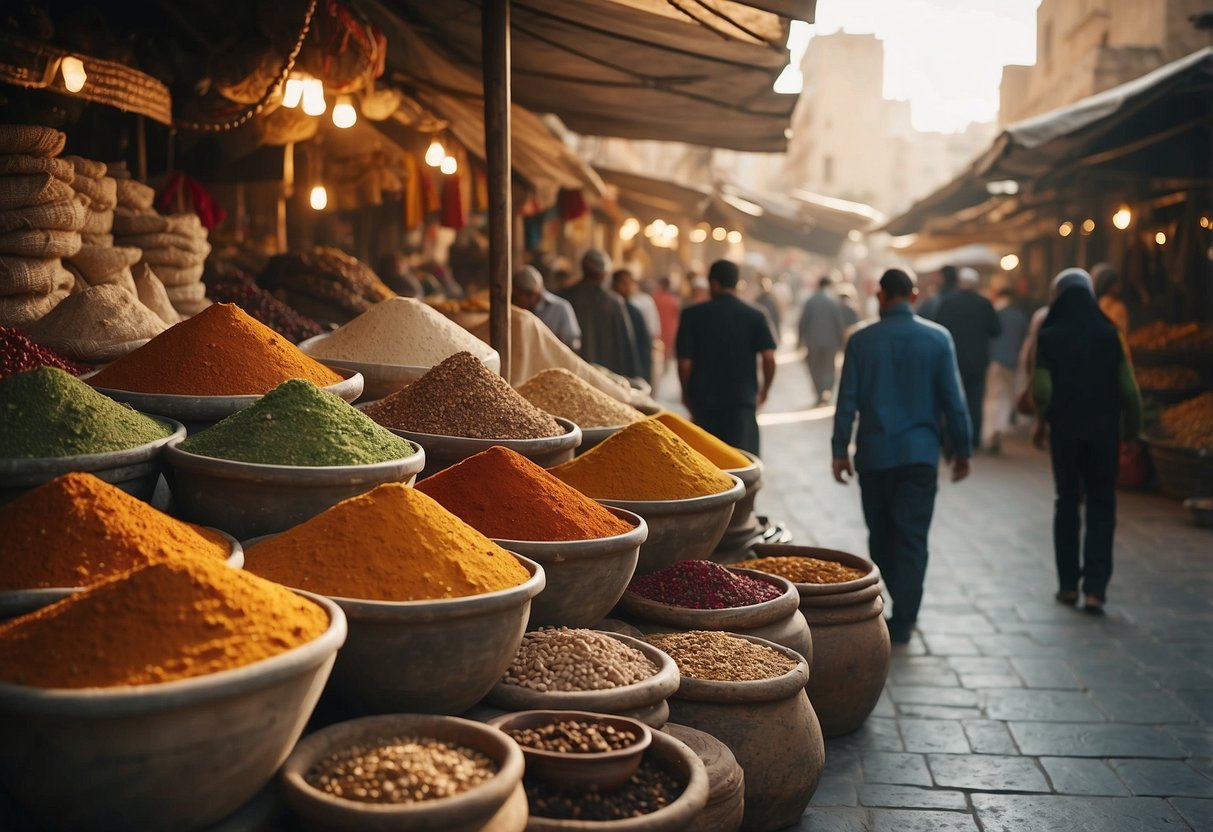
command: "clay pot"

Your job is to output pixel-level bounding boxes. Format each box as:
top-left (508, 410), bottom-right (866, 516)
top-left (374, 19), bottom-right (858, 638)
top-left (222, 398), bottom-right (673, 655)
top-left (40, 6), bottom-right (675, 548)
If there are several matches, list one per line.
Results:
top-left (714, 452), bottom-right (763, 555)
top-left (615, 569), bottom-right (812, 665)
top-left (750, 544), bottom-right (891, 738)
top-left (662, 723), bottom-right (744, 832)
top-left (663, 634), bottom-right (823, 832)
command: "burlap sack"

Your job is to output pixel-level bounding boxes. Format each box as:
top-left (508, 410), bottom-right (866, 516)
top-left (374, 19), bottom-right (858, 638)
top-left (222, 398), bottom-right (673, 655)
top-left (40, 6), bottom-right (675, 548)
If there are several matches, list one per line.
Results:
top-left (141, 242), bottom-right (209, 270)
top-left (173, 296), bottom-right (212, 317)
top-left (0, 174), bottom-right (75, 211)
top-left (112, 208), bottom-right (164, 234)
top-left (24, 283), bottom-right (168, 362)
top-left (65, 260), bottom-right (137, 297)
top-left (115, 178), bottom-right (155, 210)
top-left (81, 233), bottom-right (114, 247)
top-left (164, 281), bottom-right (207, 303)
top-left (62, 155), bottom-right (107, 179)
top-left (81, 208), bottom-right (114, 234)
top-left (0, 262), bottom-right (73, 326)
top-left (108, 160), bottom-right (132, 181)
top-left (65, 244), bottom-right (142, 283)
top-left (0, 255), bottom-right (67, 296)
top-left (0, 197), bottom-right (88, 233)
top-left (133, 263), bottom-right (182, 325)
top-left (121, 231), bottom-right (209, 256)
top-left (148, 262), bottom-right (205, 286)
top-left (0, 229), bottom-right (82, 259)
top-left (0, 125), bottom-right (66, 158)
top-left (71, 174), bottom-right (118, 211)
top-left (0, 156), bottom-right (74, 183)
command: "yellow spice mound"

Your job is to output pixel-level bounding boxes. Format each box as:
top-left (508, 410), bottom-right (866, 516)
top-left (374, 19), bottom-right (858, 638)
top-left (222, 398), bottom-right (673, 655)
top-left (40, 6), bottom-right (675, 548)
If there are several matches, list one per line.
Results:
top-left (0, 557), bottom-right (330, 689)
top-left (245, 484), bottom-right (530, 601)
top-left (549, 419), bottom-right (735, 500)
top-left (652, 411), bottom-right (751, 469)
top-left (0, 472), bottom-right (231, 591)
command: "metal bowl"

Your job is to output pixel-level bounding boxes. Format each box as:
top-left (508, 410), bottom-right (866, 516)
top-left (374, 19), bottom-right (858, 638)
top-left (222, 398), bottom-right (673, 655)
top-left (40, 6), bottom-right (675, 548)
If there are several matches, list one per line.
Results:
top-left (279, 713), bottom-right (525, 832)
top-left (371, 416), bottom-right (582, 480)
top-left (291, 554), bottom-right (545, 716)
top-left (576, 424), bottom-right (628, 456)
top-left (0, 591), bottom-right (347, 832)
top-left (490, 710), bottom-right (652, 792)
top-left (0, 528), bottom-right (245, 621)
top-left (0, 416), bottom-right (185, 506)
top-left (87, 368), bottom-right (365, 433)
top-left (1184, 497), bottom-right (1213, 529)
top-left (163, 439), bottom-right (425, 540)
top-left (486, 632), bottom-right (680, 729)
top-left (597, 476), bottom-right (745, 575)
top-left (490, 508), bottom-right (647, 627)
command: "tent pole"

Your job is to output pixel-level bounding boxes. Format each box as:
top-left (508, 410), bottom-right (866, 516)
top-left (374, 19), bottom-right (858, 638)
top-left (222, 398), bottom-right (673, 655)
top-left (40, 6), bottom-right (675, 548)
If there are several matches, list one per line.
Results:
top-left (484, 0), bottom-right (512, 379)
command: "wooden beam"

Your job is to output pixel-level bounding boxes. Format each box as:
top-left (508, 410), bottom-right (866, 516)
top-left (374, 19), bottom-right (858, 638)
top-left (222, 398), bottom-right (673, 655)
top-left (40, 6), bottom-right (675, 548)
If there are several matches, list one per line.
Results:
top-left (484, 0), bottom-right (512, 379)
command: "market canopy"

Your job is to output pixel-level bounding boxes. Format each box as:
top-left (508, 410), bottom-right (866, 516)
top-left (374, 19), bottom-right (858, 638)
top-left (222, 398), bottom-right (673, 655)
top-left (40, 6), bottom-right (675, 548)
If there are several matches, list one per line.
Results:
top-left (369, 0), bottom-right (815, 152)
top-left (882, 46), bottom-right (1213, 237)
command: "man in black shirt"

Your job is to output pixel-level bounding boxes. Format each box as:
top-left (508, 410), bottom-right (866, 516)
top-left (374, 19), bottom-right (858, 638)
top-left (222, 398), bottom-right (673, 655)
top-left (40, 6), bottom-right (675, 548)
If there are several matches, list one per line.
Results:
top-left (676, 259), bottom-right (777, 455)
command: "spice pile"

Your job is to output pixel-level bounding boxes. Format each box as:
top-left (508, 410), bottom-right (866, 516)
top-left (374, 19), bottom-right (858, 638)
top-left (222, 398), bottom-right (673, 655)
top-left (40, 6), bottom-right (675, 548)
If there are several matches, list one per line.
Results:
top-left (245, 484), bottom-right (530, 601)
top-left (0, 472), bottom-right (230, 590)
top-left (88, 303), bottom-right (342, 395)
top-left (363, 351), bottom-right (564, 440)
top-left (260, 247), bottom-right (394, 326)
top-left (502, 628), bottom-right (657, 692)
top-left (516, 369), bottom-right (644, 428)
top-left (1128, 322), bottom-right (1213, 353)
top-left (549, 419), bottom-right (735, 500)
top-left (205, 266), bottom-right (324, 343)
top-left (416, 446), bottom-right (633, 541)
top-left (0, 327), bottom-right (86, 379)
top-left (644, 631), bottom-right (796, 682)
top-left (734, 555), bottom-right (868, 585)
top-left (0, 367), bottom-right (172, 458)
top-left (306, 737), bottom-right (498, 805)
top-left (309, 296), bottom-right (498, 367)
top-left (1157, 392), bottom-right (1213, 450)
top-left (1135, 366), bottom-right (1202, 391)
top-left (651, 412), bottom-right (751, 469)
top-left (628, 560), bottom-right (783, 609)
top-left (0, 555), bottom-right (329, 688)
top-left (179, 379), bottom-right (413, 466)
top-left (524, 761), bottom-right (683, 821)
top-left (507, 718), bottom-right (640, 753)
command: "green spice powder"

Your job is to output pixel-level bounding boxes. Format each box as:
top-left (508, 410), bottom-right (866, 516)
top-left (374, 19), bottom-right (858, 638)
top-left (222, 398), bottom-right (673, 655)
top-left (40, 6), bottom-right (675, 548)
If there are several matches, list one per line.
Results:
top-left (0, 367), bottom-right (172, 459)
top-left (180, 378), bottom-right (416, 466)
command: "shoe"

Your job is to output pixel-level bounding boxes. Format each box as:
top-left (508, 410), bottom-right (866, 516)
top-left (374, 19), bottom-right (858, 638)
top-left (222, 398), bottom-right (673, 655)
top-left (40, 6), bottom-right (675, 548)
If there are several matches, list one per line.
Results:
top-left (1055, 591), bottom-right (1079, 606)
top-left (1082, 595), bottom-right (1105, 616)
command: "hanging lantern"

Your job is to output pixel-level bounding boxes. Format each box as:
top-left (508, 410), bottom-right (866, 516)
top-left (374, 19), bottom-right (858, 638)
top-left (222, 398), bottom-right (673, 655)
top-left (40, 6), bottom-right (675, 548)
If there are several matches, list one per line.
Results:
top-left (60, 56), bottom-right (87, 93)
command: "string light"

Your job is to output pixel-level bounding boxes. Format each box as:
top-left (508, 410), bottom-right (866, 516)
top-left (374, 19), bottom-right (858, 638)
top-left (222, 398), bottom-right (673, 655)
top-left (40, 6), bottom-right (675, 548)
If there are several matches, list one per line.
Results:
top-left (1000, 254), bottom-right (1020, 270)
top-left (726, 230), bottom-right (742, 244)
top-left (309, 185), bottom-right (328, 210)
top-left (440, 155), bottom-right (457, 175)
top-left (332, 95), bottom-right (357, 128)
top-left (689, 228), bottom-right (707, 243)
top-left (60, 56), bottom-right (87, 93)
top-left (425, 139), bottom-right (445, 167)
top-left (1058, 221), bottom-right (1073, 237)
top-left (619, 218), bottom-right (640, 241)
top-left (302, 78), bottom-right (326, 116)
top-left (1155, 231), bottom-right (1167, 245)
top-left (1200, 216), bottom-right (1210, 229)
top-left (1081, 218), bottom-right (1096, 234)
top-left (281, 73), bottom-right (305, 108)
top-left (1112, 205), bottom-right (1131, 230)
top-left (712, 227), bottom-right (727, 241)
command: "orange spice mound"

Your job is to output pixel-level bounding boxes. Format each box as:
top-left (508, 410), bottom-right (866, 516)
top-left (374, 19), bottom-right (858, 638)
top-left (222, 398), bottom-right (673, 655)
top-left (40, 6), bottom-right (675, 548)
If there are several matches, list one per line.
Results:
top-left (733, 556), bottom-right (868, 585)
top-left (651, 411), bottom-right (751, 469)
top-left (88, 303), bottom-right (342, 395)
top-left (245, 483), bottom-right (531, 601)
top-left (0, 472), bottom-right (231, 591)
top-left (0, 557), bottom-right (330, 688)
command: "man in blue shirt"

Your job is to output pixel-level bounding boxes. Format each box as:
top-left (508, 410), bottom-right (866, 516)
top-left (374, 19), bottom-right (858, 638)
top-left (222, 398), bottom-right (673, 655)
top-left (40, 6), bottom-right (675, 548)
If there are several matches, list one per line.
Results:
top-left (832, 269), bottom-right (972, 644)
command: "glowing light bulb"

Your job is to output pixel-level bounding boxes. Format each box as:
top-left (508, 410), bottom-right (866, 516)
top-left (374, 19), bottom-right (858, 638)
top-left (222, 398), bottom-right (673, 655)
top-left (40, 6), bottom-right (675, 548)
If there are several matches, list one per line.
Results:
top-left (1112, 206), bottom-right (1131, 230)
top-left (1081, 218), bottom-right (1096, 234)
top-left (440, 155), bottom-right (457, 175)
top-left (332, 96), bottom-right (357, 128)
top-left (302, 79), bottom-right (326, 116)
top-left (726, 230), bottom-right (742, 244)
top-left (712, 227), bottom-right (727, 241)
top-left (425, 139), bottom-right (445, 167)
top-left (1155, 231), bottom-right (1167, 245)
top-left (281, 74), bottom-right (305, 108)
top-left (1200, 216), bottom-right (1210, 229)
top-left (309, 185), bottom-right (328, 211)
top-left (689, 228), bottom-right (707, 243)
top-left (1058, 221), bottom-right (1073, 237)
top-left (60, 56), bottom-right (86, 93)
top-left (1000, 254), bottom-right (1020, 271)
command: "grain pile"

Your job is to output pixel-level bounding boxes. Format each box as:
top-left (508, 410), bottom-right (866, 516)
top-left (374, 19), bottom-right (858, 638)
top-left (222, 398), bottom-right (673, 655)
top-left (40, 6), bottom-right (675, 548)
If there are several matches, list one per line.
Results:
top-left (644, 631), bottom-right (796, 682)
top-left (310, 296), bottom-right (498, 367)
top-left (1158, 392), bottom-right (1213, 450)
top-left (516, 368), bottom-right (644, 428)
top-left (733, 555), bottom-right (868, 585)
top-left (307, 738), bottom-right (498, 804)
top-left (502, 628), bottom-right (658, 691)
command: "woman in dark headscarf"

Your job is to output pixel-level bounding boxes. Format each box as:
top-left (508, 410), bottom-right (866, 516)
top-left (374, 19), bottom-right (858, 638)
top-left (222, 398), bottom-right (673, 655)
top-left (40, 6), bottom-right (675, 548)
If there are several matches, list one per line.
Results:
top-left (1031, 269), bottom-right (1141, 614)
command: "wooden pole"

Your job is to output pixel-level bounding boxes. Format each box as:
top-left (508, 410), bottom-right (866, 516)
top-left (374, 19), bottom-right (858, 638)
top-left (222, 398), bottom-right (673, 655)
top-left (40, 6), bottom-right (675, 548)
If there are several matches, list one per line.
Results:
top-left (484, 0), bottom-right (512, 379)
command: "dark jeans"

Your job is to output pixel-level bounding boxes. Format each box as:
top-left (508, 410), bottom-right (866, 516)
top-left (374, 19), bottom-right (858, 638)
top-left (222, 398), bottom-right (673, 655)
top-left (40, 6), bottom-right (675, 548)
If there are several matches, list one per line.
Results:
top-left (859, 464), bottom-right (938, 640)
top-left (694, 406), bottom-right (760, 456)
top-left (960, 366), bottom-right (986, 449)
top-left (805, 347), bottom-right (837, 402)
top-left (1049, 433), bottom-right (1117, 602)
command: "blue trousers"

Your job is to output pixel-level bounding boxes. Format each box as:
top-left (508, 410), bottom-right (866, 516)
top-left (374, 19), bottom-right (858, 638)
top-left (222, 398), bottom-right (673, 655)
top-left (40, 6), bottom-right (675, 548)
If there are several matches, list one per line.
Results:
top-left (859, 464), bottom-right (938, 640)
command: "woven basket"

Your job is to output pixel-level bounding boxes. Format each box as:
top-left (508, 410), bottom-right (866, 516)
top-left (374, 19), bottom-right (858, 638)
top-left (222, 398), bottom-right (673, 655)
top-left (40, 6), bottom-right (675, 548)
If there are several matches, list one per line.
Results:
top-left (1143, 438), bottom-right (1213, 499)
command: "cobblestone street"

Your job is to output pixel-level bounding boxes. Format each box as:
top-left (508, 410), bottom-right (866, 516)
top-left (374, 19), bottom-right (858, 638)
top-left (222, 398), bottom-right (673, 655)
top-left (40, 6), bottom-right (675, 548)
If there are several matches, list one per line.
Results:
top-left (726, 354), bottom-right (1213, 831)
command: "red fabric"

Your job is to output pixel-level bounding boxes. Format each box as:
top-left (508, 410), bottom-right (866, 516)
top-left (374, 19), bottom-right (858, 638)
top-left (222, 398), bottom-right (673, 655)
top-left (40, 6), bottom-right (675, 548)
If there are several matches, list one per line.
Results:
top-left (441, 173), bottom-right (465, 229)
top-left (158, 173), bottom-right (227, 230)
top-left (560, 188), bottom-right (588, 221)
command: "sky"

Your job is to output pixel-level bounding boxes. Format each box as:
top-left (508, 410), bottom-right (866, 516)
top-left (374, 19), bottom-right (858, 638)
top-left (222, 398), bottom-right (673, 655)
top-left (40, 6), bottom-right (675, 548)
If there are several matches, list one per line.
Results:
top-left (775, 0), bottom-right (1043, 133)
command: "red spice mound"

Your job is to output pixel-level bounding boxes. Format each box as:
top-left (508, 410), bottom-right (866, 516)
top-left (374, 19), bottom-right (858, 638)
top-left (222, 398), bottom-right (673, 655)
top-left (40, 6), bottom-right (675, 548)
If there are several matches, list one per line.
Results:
top-left (629, 560), bottom-right (783, 609)
top-left (0, 326), bottom-right (88, 379)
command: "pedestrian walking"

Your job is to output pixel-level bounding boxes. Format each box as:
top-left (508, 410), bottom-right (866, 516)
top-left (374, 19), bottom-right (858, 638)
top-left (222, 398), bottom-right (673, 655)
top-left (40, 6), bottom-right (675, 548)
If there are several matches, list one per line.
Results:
top-left (935, 267), bottom-right (1001, 448)
top-left (797, 275), bottom-right (846, 406)
top-left (612, 269), bottom-right (654, 385)
top-left (511, 265), bottom-right (581, 351)
top-left (652, 275), bottom-right (682, 375)
top-left (558, 250), bottom-right (642, 378)
top-left (676, 259), bottom-right (777, 456)
top-left (832, 269), bottom-right (972, 644)
top-left (1030, 269), bottom-right (1141, 616)
top-left (982, 286), bottom-right (1028, 452)
top-left (915, 264), bottom-right (957, 321)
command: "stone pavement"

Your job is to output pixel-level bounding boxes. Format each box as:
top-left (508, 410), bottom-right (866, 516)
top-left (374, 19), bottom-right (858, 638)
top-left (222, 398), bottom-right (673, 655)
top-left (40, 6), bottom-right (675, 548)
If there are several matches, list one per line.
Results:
top-left (733, 355), bottom-right (1213, 831)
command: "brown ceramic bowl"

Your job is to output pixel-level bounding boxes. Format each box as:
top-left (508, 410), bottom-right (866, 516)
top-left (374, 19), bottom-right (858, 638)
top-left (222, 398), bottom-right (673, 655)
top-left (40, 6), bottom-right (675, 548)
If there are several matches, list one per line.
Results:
top-left (489, 710), bottom-right (652, 791)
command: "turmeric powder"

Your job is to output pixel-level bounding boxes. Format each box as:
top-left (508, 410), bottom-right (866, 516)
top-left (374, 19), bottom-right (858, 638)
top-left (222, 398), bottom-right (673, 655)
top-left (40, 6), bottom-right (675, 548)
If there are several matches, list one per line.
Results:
top-left (0, 557), bottom-right (330, 688)
top-left (651, 412), bottom-right (751, 469)
top-left (245, 483), bottom-right (531, 601)
top-left (549, 419), bottom-right (736, 501)
top-left (0, 472), bottom-right (231, 590)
